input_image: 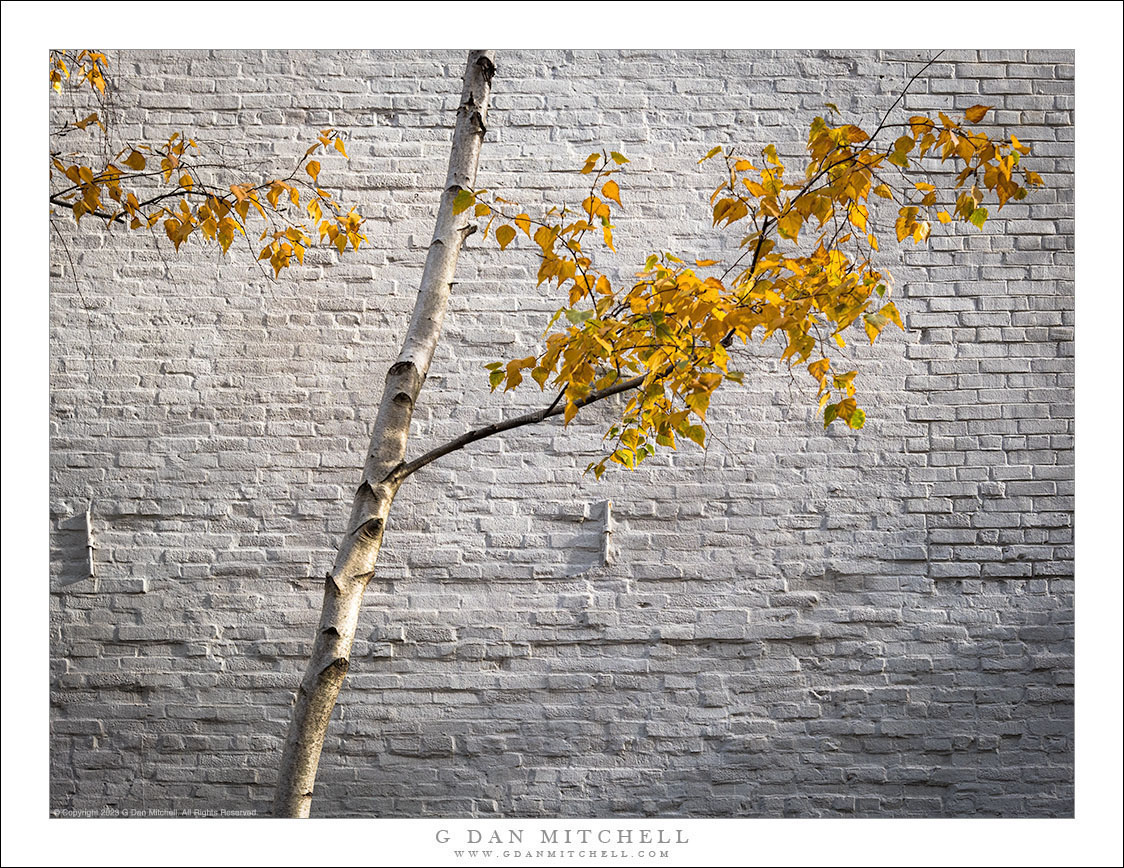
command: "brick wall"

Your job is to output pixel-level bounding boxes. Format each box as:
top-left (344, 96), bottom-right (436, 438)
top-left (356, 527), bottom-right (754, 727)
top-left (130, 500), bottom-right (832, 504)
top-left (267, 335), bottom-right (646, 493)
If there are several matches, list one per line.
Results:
top-left (49, 49), bottom-right (1074, 817)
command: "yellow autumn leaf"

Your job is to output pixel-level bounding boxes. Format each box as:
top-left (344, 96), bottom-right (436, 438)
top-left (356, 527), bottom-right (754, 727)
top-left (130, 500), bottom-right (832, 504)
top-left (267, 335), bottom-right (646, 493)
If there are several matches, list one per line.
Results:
top-left (452, 189), bottom-right (474, 214)
top-left (879, 301), bottom-right (904, 331)
top-left (496, 224), bottom-right (516, 250)
top-left (777, 210), bottom-right (802, 241)
top-left (124, 151), bottom-right (146, 171)
top-left (863, 312), bottom-right (889, 344)
top-left (808, 357), bottom-right (831, 382)
top-left (602, 180), bottom-right (622, 207)
top-left (964, 104), bottom-right (991, 123)
top-left (306, 160), bottom-right (320, 182)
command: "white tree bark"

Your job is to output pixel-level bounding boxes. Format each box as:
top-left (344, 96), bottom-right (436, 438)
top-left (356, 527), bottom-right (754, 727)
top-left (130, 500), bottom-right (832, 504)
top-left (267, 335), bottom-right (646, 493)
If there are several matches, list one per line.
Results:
top-left (273, 49), bottom-right (495, 819)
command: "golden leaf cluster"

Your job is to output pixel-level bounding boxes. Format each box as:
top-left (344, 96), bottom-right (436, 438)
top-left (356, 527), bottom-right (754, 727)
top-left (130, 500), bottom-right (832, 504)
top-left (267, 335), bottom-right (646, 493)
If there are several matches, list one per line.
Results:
top-left (50, 52), bottom-right (366, 278)
top-left (479, 105), bottom-right (1043, 475)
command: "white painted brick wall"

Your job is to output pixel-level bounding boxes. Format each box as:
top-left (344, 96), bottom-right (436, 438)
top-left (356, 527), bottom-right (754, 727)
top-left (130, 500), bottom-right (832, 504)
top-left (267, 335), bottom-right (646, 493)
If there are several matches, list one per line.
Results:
top-left (49, 49), bottom-right (1073, 817)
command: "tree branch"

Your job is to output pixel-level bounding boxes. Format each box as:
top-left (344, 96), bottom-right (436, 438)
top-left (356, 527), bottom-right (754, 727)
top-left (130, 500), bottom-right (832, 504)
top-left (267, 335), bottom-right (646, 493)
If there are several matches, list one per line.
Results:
top-left (395, 372), bottom-right (647, 482)
top-left (866, 50), bottom-right (945, 150)
top-left (49, 195), bottom-right (123, 224)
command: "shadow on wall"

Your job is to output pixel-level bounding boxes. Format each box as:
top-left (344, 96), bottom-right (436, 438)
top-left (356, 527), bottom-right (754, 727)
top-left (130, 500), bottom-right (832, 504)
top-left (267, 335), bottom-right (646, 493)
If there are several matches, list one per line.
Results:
top-left (54, 509), bottom-right (95, 589)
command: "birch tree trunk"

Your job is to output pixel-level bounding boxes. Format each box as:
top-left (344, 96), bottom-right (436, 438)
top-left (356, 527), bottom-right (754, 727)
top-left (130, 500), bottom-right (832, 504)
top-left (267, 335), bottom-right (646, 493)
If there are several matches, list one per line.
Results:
top-left (273, 49), bottom-right (495, 819)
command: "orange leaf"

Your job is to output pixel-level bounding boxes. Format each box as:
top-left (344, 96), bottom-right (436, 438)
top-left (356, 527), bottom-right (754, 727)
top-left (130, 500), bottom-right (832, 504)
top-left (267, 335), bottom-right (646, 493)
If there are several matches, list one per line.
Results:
top-left (964, 104), bottom-right (991, 123)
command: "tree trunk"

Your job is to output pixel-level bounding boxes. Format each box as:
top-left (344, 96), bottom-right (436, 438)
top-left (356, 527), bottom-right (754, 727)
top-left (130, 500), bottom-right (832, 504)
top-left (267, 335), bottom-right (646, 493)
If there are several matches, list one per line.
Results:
top-left (273, 49), bottom-right (495, 819)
